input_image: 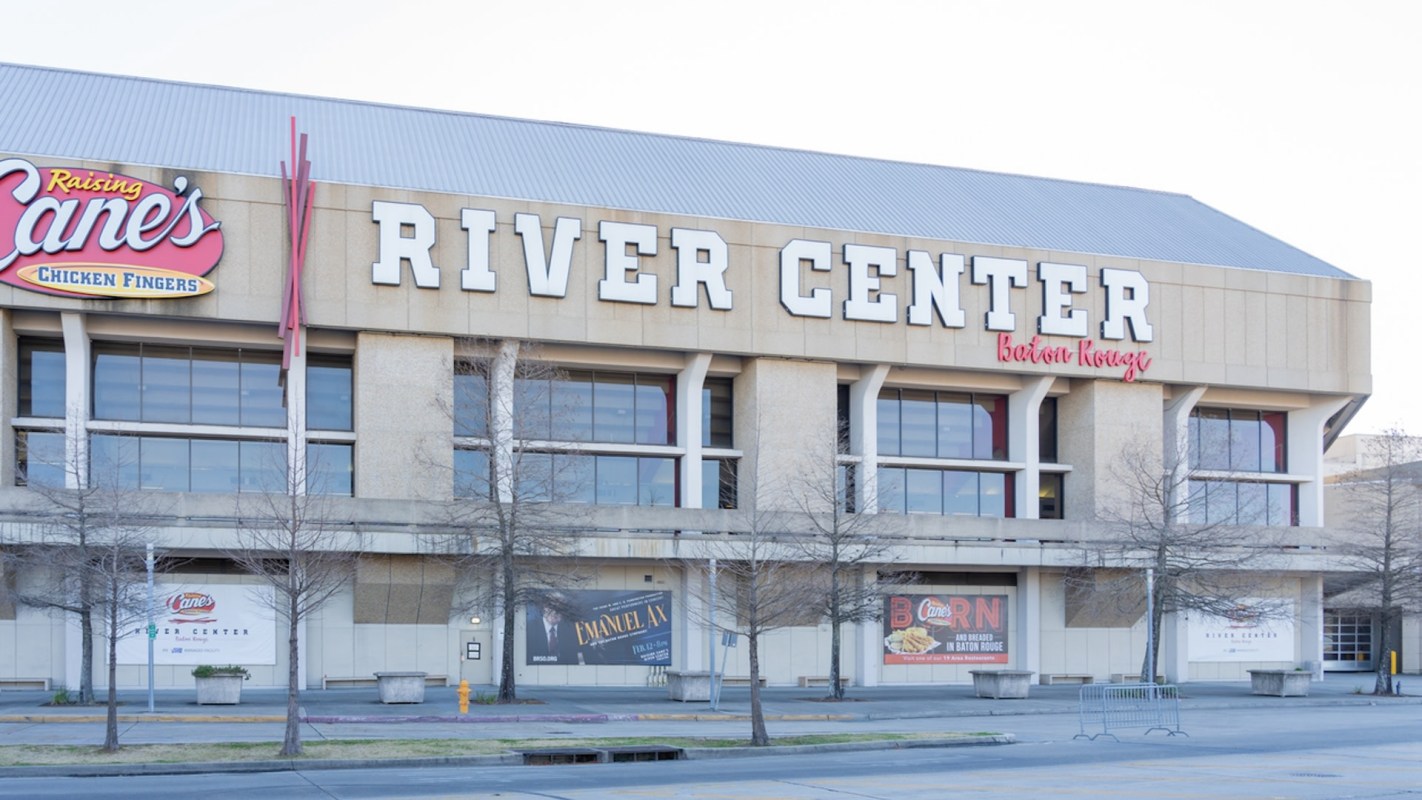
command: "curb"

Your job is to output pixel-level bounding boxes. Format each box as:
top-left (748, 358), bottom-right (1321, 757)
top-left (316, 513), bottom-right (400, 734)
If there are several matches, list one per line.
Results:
top-left (0, 735), bottom-right (1012, 778)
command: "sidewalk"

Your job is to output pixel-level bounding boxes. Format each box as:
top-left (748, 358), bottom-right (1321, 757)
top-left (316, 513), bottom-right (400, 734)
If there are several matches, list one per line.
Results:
top-left (0, 672), bottom-right (1411, 728)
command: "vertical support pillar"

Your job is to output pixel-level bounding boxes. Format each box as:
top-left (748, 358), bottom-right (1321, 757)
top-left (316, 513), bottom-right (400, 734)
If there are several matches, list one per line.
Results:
top-left (1018, 567), bottom-right (1041, 676)
top-left (677, 353), bottom-right (712, 509)
top-left (848, 365), bottom-right (889, 513)
top-left (490, 340), bottom-right (519, 504)
top-left (1008, 377), bottom-right (1053, 519)
top-left (856, 567), bottom-right (879, 686)
top-left (60, 313), bottom-right (89, 490)
top-left (1162, 386), bottom-right (1206, 521)
top-left (286, 347), bottom-right (308, 495)
top-left (1300, 574), bottom-right (1325, 680)
top-left (1289, 397), bottom-right (1351, 527)
top-left (1159, 610), bottom-right (1187, 683)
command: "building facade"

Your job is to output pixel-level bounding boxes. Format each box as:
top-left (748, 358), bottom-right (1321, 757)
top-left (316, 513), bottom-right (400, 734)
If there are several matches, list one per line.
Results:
top-left (0, 64), bottom-right (1372, 691)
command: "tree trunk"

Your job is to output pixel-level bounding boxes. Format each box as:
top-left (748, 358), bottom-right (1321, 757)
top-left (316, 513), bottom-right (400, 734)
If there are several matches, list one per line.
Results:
top-left (281, 590), bottom-right (303, 756)
top-left (828, 580), bottom-right (844, 700)
top-left (498, 587), bottom-right (517, 703)
top-left (79, 606), bottom-right (95, 705)
top-left (1373, 609), bottom-right (1394, 696)
top-left (103, 587), bottom-right (119, 752)
top-left (748, 632), bottom-right (768, 746)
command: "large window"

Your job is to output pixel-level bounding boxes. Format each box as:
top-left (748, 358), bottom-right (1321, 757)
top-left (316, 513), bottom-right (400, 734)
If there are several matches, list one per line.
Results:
top-left (877, 389), bottom-right (1006, 459)
top-left (1187, 407), bottom-right (1293, 526)
top-left (15, 340), bottom-right (353, 495)
top-left (454, 367), bottom-right (688, 507)
top-left (878, 467), bottom-right (1011, 518)
top-left (1189, 480), bottom-right (1296, 526)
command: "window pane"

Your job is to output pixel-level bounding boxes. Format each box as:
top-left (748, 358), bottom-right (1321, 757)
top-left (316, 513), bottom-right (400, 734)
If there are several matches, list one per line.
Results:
top-left (307, 443), bottom-right (352, 496)
top-left (140, 346), bottom-right (191, 423)
top-left (16, 430), bottom-right (65, 487)
top-left (1039, 472), bottom-right (1063, 519)
top-left (454, 449), bottom-right (489, 499)
top-left (93, 347), bottom-right (141, 421)
top-left (90, 435), bottom-right (139, 488)
top-left (551, 373), bottom-right (594, 441)
top-left (980, 472), bottom-right (1008, 519)
top-left (905, 468), bottom-right (942, 514)
top-left (1262, 412), bottom-right (1286, 473)
top-left (836, 384), bottom-right (850, 454)
top-left (191, 351), bottom-right (240, 425)
top-left (899, 390), bottom-right (936, 457)
top-left (703, 378), bottom-right (734, 448)
top-left (1204, 480), bottom-right (1237, 524)
top-left (1194, 408), bottom-right (1230, 470)
top-left (239, 355), bottom-right (285, 428)
top-left (553, 453), bottom-right (595, 503)
top-left (1268, 483), bottom-right (1294, 526)
top-left (140, 437), bottom-right (189, 491)
top-left (975, 395), bottom-right (1006, 460)
top-left (514, 377), bottom-right (551, 440)
top-left (1230, 411), bottom-right (1262, 471)
top-left (190, 439), bottom-right (239, 493)
top-left (876, 391), bottom-right (901, 457)
top-left (635, 375), bottom-right (673, 445)
top-left (513, 451), bottom-right (551, 502)
top-left (877, 466), bottom-right (906, 513)
top-left (239, 440), bottom-right (286, 493)
top-left (1237, 481), bottom-right (1268, 525)
top-left (19, 340), bottom-right (65, 418)
top-left (307, 356), bottom-right (353, 431)
top-left (936, 393), bottom-right (973, 458)
top-left (836, 463), bottom-right (854, 513)
top-left (701, 459), bottom-right (722, 509)
top-left (593, 373), bottom-right (637, 444)
top-left (596, 455), bottom-right (638, 505)
top-left (943, 470), bottom-right (979, 515)
top-left (717, 459), bottom-right (738, 510)
top-left (639, 457), bottom-right (676, 506)
top-left (454, 372), bottom-right (488, 438)
top-left (1038, 398), bottom-right (1058, 463)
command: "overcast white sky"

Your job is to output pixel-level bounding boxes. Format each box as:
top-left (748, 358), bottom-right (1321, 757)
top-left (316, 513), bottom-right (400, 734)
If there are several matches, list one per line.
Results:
top-left (5, 0), bottom-right (1418, 435)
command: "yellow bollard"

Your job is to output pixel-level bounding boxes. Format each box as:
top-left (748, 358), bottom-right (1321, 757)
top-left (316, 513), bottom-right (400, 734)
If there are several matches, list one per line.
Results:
top-left (1392, 650), bottom-right (1398, 676)
top-left (458, 679), bottom-right (470, 714)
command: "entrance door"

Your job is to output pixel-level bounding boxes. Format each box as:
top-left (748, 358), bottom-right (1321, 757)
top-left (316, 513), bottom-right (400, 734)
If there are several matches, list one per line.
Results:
top-left (1323, 612), bottom-right (1375, 671)
top-left (459, 630), bottom-right (494, 685)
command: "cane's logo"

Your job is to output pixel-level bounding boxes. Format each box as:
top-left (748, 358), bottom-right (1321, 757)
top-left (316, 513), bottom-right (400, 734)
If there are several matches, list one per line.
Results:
top-left (166, 591), bottom-right (217, 624)
top-left (0, 158), bottom-right (223, 298)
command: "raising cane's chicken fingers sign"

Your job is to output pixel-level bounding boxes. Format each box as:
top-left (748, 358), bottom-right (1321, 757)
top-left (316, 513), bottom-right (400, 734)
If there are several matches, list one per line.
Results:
top-left (0, 158), bottom-right (223, 298)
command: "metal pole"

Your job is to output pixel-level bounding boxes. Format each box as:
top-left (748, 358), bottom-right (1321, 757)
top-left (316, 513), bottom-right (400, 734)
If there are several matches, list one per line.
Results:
top-left (708, 558), bottom-right (718, 711)
top-left (1144, 567), bottom-right (1155, 685)
top-left (146, 543), bottom-right (155, 714)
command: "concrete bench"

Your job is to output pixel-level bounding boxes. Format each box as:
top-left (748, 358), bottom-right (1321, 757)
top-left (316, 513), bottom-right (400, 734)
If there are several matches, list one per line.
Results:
top-left (797, 675), bottom-right (849, 688)
top-left (322, 674), bottom-right (448, 690)
top-left (720, 675), bottom-right (767, 687)
top-left (1040, 673), bottom-right (1094, 685)
top-left (1110, 673), bottom-right (1165, 684)
top-left (0, 678), bottom-right (51, 691)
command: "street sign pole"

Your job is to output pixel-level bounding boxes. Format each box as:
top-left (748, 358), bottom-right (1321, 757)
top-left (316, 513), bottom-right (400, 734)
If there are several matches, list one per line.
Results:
top-left (146, 543), bottom-right (155, 714)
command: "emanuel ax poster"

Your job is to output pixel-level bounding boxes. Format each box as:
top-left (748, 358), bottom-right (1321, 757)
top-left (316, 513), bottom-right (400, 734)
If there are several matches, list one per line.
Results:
top-left (527, 589), bottom-right (671, 666)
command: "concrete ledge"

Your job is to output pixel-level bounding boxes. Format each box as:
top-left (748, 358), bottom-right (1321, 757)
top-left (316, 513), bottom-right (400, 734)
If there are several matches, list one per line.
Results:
top-left (1248, 670), bottom-right (1312, 697)
top-left (375, 672), bottom-right (427, 704)
top-left (970, 670), bottom-right (1034, 699)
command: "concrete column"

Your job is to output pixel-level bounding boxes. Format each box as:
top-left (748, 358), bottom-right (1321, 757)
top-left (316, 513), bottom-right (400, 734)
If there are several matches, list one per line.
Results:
top-left (0, 309), bottom-right (13, 488)
top-left (1057, 380), bottom-right (1165, 521)
top-left (60, 313), bottom-right (89, 489)
top-left (1018, 567), bottom-right (1041, 676)
top-left (848, 364), bottom-right (889, 513)
top-left (1008, 377), bottom-right (1053, 519)
top-left (733, 357), bottom-right (837, 510)
top-left (1162, 386), bottom-right (1206, 521)
top-left (285, 346), bottom-right (308, 495)
top-left (1160, 610), bottom-right (1187, 683)
top-left (1300, 574), bottom-right (1324, 680)
top-left (353, 332), bottom-right (454, 500)
top-left (676, 353), bottom-right (712, 508)
top-left (856, 567), bottom-right (879, 686)
top-left (489, 340), bottom-right (517, 504)
top-left (1289, 397), bottom-right (1352, 527)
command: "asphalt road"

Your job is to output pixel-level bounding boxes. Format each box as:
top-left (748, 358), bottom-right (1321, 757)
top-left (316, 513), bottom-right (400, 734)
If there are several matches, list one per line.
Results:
top-left (3, 703), bottom-right (1419, 798)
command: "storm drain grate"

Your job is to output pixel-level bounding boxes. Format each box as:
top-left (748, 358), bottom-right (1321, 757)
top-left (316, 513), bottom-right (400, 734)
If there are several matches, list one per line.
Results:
top-left (520, 746), bottom-right (685, 765)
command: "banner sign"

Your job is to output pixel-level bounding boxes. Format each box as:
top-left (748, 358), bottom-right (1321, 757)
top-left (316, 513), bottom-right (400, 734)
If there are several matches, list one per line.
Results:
top-left (116, 585), bottom-right (276, 665)
top-left (883, 594), bottom-right (1009, 664)
top-left (526, 590), bottom-right (671, 666)
top-left (0, 158), bottom-right (224, 298)
top-left (1187, 601), bottom-right (1295, 662)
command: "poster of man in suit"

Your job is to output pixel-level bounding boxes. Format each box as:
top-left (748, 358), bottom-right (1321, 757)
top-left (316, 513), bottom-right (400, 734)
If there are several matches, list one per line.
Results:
top-left (526, 590), bottom-right (671, 666)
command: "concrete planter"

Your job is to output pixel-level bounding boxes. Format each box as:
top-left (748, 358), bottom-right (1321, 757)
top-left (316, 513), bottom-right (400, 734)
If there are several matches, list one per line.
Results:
top-left (1248, 669), bottom-right (1312, 697)
top-left (375, 671), bottom-right (428, 704)
top-left (970, 670), bottom-right (1034, 699)
top-left (666, 670), bottom-right (711, 702)
top-left (194, 675), bottom-right (244, 705)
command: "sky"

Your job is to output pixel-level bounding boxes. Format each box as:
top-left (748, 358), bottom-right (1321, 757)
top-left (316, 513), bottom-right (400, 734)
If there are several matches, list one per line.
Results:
top-left (4, 0), bottom-right (1418, 436)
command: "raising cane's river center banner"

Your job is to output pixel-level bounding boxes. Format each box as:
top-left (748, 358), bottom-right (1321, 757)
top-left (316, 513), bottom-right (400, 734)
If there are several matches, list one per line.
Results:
top-left (116, 585), bottom-right (276, 666)
top-left (0, 158), bottom-right (224, 298)
top-left (883, 594), bottom-right (1009, 664)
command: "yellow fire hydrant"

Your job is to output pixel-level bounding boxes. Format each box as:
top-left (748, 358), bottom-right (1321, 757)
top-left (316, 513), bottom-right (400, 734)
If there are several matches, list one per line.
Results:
top-left (458, 679), bottom-right (470, 714)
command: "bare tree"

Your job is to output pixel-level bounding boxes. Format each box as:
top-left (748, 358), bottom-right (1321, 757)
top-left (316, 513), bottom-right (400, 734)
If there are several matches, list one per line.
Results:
top-left (1077, 441), bottom-right (1284, 682)
top-left (789, 425), bottom-right (898, 700)
top-left (225, 443), bottom-right (356, 756)
top-left (431, 340), bottom-right (588, 703)
top-left (2, 433), bottom-right (158, 751)
top-left (1333, 428), bottom-right (1422, 695)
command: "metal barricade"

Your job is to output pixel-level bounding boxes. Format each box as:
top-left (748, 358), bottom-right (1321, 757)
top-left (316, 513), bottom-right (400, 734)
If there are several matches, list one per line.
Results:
top-left (1075, 683), bottom-right (1187, 741)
